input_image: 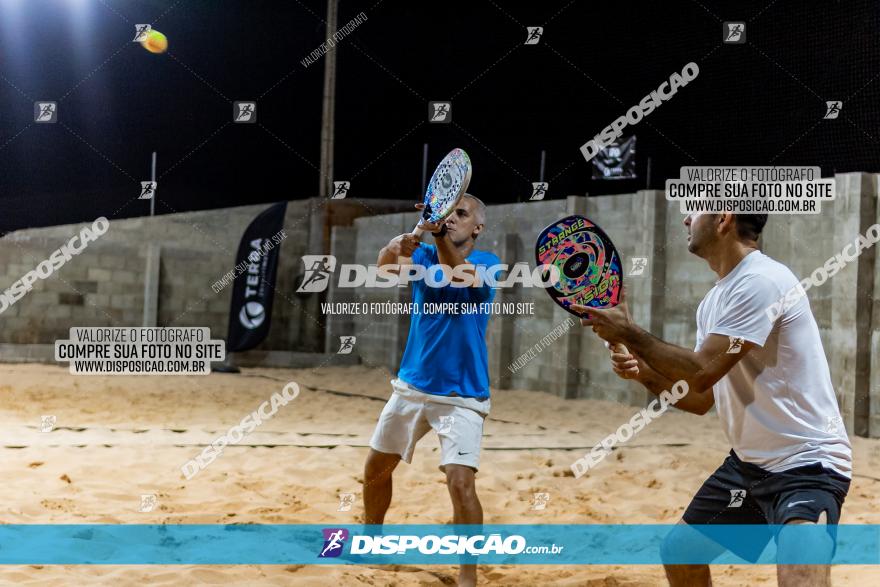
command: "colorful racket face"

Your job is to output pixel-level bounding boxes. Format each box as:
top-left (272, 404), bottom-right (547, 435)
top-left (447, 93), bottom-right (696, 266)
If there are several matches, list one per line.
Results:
top-left (413, 148), bottom-right (472, 235)
top-left (535, 215), bottom-right (623, 316)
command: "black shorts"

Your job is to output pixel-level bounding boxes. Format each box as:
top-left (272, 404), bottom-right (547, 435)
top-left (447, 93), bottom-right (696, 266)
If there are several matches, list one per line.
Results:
top-left (681, 450), bottom-right (850, 562)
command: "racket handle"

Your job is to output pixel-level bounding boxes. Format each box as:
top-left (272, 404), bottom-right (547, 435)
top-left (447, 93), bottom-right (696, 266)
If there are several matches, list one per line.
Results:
top-left (606, 341), bottom-right (639, 378)
top-left (605, 341), bottom-right (630, 355)
top-left (411, 225), bottom-right (424, 237)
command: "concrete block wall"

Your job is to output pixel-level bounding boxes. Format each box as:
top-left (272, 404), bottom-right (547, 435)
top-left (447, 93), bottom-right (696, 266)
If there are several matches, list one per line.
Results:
top-left (871, 174), bottom-right (880, 435)
top-left (826, 173), bottom-right (878, 436)
top-left (0, 237), bottom-right (145, 342)
top-left (344, 212), bottom-right (415, 370)
top-left (3, 182), bottom-right (877, 437)
top-left (0, 198), bottom-right (413, 352)
top-left (324, 225), bottom-right (359, 354)
top-left (0, 202), bottom-right (309, 346)
top-left (157, 247), bottom-right (231, 330)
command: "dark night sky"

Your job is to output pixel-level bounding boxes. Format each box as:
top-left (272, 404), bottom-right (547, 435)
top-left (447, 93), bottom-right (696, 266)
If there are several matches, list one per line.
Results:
top-left (1, 0), bottom-right (879, 232)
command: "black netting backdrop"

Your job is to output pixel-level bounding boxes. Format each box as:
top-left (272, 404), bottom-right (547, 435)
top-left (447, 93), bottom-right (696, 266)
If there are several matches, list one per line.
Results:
top-left (1, 0), bottom-right (878, 230)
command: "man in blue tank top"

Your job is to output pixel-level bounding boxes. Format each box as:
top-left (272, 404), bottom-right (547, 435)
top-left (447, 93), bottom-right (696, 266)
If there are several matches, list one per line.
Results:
top-left (364, 194), bottom-right (499, 587)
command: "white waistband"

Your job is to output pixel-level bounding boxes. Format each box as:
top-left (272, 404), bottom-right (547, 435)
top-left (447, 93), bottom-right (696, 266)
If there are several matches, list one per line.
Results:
top-left (391, 378), bottom-right (491, 416)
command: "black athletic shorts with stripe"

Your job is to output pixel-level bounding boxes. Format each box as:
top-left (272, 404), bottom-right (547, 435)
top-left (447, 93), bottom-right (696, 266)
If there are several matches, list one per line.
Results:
top-left (681, 450), bottom-right (850, 562)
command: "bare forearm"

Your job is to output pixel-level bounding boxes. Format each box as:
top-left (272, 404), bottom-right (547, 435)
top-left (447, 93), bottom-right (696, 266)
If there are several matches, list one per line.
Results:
top-left (377, 245), bottom-right (398, 267)
top-left (621, 325), bottom-right (704, 383)
top-left (636, 361), bottom-right (713, 415)
top-left (434, 234), bottom-right (480, 286)
top-left (636, 361), bottom-right (676, 395)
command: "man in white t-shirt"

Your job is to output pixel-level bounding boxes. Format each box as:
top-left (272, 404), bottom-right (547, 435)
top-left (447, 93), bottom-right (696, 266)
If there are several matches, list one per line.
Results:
top-left (573, 212), bottom-right (851, 587)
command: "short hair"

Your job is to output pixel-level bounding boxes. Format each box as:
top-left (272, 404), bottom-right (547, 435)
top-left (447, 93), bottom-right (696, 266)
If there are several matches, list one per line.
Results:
top-left (463, 193), bottom-right (486, 225)
top-left (734, 214), bottom-right (768, 241)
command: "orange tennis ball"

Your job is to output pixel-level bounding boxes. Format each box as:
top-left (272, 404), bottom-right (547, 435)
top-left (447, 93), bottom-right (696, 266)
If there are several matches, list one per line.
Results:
top-left (141, 30), bottom-right (168, 54)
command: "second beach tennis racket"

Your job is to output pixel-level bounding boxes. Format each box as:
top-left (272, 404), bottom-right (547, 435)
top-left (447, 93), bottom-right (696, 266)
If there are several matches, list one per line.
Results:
top-left (535, 214), bottom-right (633, 363)
top-left (535, 214), bottom-right (623, 316)
top-left (412, 148), bottom-right (472, 237)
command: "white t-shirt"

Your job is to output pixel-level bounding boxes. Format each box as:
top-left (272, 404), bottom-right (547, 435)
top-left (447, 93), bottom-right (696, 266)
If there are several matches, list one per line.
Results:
top-left (695, 250), bottom-right (852, 477)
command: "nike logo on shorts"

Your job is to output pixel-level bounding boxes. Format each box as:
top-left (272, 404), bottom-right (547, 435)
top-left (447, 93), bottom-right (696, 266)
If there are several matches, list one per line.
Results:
top-left (787, 499), bottom-right (814, 508)
top-left (458, 451), bottom-right (469, 456)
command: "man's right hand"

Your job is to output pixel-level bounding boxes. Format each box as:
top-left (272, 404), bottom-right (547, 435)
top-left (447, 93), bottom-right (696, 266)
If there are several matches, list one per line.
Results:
top-left (387, 234), bottom-right (421, 257)
top-left (607, 341), bottom-right (641, 380)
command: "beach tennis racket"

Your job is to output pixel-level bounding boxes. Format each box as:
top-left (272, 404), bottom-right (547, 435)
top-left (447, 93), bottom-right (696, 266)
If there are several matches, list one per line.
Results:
top-left (535, 214), bottom-right (624, 316)
top-left (412, 148), bottom-right (472, 237)
top-left (535, 215), bottom-right (633, 362)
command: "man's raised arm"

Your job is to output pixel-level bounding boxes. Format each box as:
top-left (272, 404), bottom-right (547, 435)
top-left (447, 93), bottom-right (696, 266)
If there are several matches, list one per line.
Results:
top-left (377, 234), bottom-right (420, 273)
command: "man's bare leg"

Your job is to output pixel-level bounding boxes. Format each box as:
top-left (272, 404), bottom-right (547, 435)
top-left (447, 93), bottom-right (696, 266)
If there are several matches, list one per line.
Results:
top-left (445, 464), bottom-right (482, 587)
top-left (661, 521), bottom-right (722, 586)
top-left (363, 448), bottom-right (401, 525)
top-left (664, 564), bottom-right (712, 587)
top-left (777, 513), bottom-right (832, 587)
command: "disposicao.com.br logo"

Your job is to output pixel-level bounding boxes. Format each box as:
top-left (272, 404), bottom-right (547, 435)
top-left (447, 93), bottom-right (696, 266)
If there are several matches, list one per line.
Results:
top-left (296, 255), bottom-right (560, 293)
top-left (317, 529), bottom-right (563, 557)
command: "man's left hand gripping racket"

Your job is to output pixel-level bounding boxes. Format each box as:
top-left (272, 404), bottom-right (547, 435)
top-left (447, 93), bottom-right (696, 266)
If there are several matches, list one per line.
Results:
top-left (535, 215), bottom-right (633, 360)
top-left (412, 148), bottom-right (472, 237)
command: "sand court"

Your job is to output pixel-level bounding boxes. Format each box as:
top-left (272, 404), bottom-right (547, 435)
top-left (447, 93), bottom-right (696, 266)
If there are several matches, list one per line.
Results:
top-left (0, 363), bottom-right (875, 585)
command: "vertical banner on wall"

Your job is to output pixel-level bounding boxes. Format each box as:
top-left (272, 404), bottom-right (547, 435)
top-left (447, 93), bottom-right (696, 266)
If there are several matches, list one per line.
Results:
top-left (591, 136), bottom-right (637, 180)
top-left (225, 202), bottom-right (287, 353)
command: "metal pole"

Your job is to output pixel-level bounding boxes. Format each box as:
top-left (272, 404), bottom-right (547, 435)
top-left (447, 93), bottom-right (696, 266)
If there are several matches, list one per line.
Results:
top-left (150, 151), bottom-right (156, 216)
top-left (142, 151), bottom-right (159, 328)
top-left (421, 143), bottom-right (429, 194)
top-left (539, 150), bottom-right (546, 183)
top-left (318, 0), bottom-right (339, 198)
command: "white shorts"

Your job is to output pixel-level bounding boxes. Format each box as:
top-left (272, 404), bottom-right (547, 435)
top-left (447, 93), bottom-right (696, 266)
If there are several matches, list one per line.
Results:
top-left (369, 379), bottom-right (489, 471)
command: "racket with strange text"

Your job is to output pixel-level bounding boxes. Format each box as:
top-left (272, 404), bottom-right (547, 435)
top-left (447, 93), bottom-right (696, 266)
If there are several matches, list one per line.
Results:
top-left (535, 215), bottom-right (633, 361)
top-left (412, 148), bottom-right (472, 237)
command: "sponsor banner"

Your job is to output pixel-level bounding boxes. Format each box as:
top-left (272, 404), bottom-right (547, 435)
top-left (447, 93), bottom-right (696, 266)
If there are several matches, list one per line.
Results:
top-left (591, 136), bottom-right (636, 180)
top-left (226, 202), bottom-right (287, 352)
top-left (0, 525), bottom-right (874, 564)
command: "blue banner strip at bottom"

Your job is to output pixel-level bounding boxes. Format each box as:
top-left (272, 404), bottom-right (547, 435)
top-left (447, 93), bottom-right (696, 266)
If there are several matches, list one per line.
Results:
top-left (0, 525), bottom-right (876, 565)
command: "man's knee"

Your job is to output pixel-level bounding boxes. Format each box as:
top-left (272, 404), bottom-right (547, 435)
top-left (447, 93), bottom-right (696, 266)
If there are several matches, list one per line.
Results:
top-left (445, 467), bottom-right (477, 502)
top-left (660, 524), bottom-right (692, 565)
top-left (661, 527), bottom-right (712, 585)
top-left (660, 522), bottom-right (724, 566)
top-left (364, 450), bottom-right (399, 483)
top-left (777, 520), bottom-right (831, 587)
top-left (778, 512), bottom-right (834, 565)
